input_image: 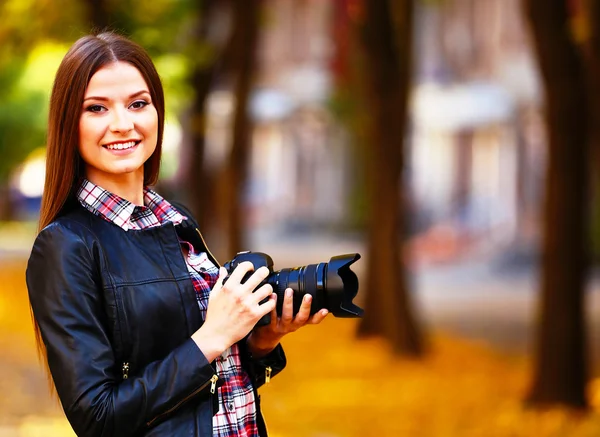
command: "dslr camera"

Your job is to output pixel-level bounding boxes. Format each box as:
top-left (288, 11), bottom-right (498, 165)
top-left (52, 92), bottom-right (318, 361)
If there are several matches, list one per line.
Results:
top-left (223, 251), bottom-right (364, 326)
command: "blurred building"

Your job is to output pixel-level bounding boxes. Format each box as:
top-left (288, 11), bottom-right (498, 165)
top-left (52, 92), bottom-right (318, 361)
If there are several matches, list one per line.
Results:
top-left (410, 0), bottom-right (545, 259)
top-left (206, 0), bottom-right (545, 260)
top-left (204, 0), bottom-right (351, 232)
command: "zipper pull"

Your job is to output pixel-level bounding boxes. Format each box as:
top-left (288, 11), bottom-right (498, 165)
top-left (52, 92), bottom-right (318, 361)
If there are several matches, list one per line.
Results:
top-left (122, 362), bottom-right (130, 380)
top-left (210, 375), bottom-right (218, 394)
top-left (265, 366), bottom-right (272, 384)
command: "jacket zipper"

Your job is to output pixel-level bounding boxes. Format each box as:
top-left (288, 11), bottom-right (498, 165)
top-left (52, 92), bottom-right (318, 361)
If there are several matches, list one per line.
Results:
top-left (265, 366), bottom-right (272, 384)
top-left (146, 374), bottom-right (218, 428)
top-left (113, 277), bottom-right (133, 382)
top-left (195, 228), bottom-right (220, 267)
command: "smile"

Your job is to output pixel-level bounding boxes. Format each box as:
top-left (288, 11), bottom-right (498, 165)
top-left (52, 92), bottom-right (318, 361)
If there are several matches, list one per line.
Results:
top-left (104, 140), bottom-right (140, 150)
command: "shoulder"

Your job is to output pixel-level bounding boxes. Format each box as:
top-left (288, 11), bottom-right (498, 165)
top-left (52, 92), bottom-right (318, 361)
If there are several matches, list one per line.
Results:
top-left (29, 207), bottom-right (104, 266)
top-left (37, 212), bottom-right (94, 247)
top-left (26, 216), bottom-right (102, 305)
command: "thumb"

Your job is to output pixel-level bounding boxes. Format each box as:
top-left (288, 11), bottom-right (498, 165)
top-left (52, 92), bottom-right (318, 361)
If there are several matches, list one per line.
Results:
top-left (209, 267), bottom-right (228, 302)
top-left (215, 267), bottom-right (229, 289)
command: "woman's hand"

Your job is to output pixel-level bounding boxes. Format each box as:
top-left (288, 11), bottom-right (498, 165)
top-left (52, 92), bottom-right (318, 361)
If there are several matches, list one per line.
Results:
top-left (247, 288), bottom-right (329, 358)
top-left (192, 263), bottom-right (275, 362)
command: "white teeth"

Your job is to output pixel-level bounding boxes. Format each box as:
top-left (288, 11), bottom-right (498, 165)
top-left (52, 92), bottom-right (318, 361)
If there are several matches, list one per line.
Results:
top-left (105, 141), bottom-right (137, 150)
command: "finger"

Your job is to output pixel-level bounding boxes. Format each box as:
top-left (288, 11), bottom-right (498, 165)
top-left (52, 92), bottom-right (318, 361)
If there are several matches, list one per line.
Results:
top-left (307, 308), bottom-right (329, 325)
top-left (258, 292), bottom-right (277, 317)
top-left (250, 283), bottom-right (273, 306)
top-left (292, 294), bottom-right (313, 326)
top-left (269, 294), bottom-right (278, 327)
top-left (280, 288), bottom-right (294, 324)
top-left (242, 266), bottom-right (271, 293)
top-left (226, 261), bottom-right (255, 286)
top-left (212, 267), bottom-right (229, 291)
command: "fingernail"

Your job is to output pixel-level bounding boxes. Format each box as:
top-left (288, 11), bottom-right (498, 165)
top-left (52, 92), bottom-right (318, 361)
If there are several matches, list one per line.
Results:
top-left (286, 289), bottom-right (293, 298)
top-left (304, 294), bottom-right (312, 302)
top-left (322, 310), bottom-right (328, 316)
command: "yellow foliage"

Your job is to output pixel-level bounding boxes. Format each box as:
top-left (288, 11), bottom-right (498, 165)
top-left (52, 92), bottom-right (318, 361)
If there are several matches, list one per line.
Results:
top-left (262, 318), bottom-right (600, 437)
top-left (1, 260), bottom-right (600, 436)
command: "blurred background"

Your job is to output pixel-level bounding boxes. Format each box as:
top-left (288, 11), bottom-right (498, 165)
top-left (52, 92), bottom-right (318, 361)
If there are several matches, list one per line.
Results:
top-left (2, 0), bottom-right (600, 435)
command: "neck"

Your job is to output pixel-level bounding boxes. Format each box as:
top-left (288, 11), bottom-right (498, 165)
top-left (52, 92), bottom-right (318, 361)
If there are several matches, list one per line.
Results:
top-left (85, 170), bottom-right (146, 206)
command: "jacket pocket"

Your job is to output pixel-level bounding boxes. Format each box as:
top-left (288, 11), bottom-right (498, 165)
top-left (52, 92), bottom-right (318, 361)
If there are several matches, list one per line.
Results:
top-left (146, 374), bottom-right (219, 428)
top-left (111, 285), bottom-right (133, 378)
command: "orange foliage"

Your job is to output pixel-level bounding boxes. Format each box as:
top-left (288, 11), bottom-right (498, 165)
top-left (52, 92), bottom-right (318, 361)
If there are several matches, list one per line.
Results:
top-left (262, 319), bottom-right (600, 437)
top-left (2, 260), bottom-right (600, 436)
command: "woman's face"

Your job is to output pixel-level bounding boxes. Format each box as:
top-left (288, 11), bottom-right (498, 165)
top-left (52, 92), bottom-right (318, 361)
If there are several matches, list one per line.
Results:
top-left (78, 61), bottom-right (158, 188)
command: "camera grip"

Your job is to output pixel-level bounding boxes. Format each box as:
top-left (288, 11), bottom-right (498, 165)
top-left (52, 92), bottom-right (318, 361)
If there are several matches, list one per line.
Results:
top-left (256, 312), bottom-right (271, 327)
top-left (221, 270), bottom-right (272, 327)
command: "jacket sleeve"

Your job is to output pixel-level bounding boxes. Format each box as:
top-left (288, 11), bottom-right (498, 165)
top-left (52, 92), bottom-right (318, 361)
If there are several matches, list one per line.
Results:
top-left (26, 223), bottom-right (216, 437)
top-left (239, 336), bottom-right (286, 389)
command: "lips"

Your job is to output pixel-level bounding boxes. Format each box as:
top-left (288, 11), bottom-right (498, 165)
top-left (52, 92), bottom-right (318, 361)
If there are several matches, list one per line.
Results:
top-left (103, 140), bottom-right (141, 150)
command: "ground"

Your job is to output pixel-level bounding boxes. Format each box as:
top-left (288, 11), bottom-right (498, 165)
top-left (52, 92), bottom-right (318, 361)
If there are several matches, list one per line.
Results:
top-left (2, 226), bottom-right (600, 436)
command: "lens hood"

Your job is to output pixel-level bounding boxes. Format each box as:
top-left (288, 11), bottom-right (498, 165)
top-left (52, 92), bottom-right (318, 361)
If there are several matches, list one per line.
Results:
top-left (324, 253), bottom-right (364, 317)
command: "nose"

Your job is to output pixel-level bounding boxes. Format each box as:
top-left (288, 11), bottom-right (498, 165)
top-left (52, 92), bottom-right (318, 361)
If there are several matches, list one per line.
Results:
top-left (109, 107), bottom-right (134, 133)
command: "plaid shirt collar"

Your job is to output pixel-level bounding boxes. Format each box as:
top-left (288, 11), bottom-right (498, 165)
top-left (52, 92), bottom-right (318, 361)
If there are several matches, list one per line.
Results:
top-left (76, 178), bottom-right (185, 231)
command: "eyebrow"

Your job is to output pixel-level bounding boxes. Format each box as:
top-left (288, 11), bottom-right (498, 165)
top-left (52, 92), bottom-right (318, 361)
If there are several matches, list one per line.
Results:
top-left (83, 90), bottom-right (151, 102)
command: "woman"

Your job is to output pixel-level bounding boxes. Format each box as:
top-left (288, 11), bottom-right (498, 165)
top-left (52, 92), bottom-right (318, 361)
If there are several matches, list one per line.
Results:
top-left (26, 31), bottom-right (328, 437)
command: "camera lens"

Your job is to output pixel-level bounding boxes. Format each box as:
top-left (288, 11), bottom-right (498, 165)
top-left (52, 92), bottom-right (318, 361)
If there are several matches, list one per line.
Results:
top-left (224, 251), bottom-right (363, 327)
top-left (266, 253), bottom-right (363, 319)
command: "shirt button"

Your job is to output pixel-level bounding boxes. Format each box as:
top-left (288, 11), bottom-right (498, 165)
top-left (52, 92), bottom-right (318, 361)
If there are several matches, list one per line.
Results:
top-left (227, 402), bottom-right (235, 412)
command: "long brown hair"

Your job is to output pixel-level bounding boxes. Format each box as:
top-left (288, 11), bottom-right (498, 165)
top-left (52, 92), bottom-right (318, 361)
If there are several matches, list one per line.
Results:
top-left (34, 31), bottom-right (165, 389)
top-left (39, 31), bottom-right (165, 231)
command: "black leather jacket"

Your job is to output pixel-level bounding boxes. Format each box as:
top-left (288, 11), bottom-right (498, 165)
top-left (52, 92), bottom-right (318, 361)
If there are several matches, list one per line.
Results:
top-left (26, 203), bottom-right (286, 437)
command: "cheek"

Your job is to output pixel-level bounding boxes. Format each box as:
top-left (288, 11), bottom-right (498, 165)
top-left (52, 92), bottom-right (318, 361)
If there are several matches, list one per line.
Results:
top-left (143, 111), bottom-right (159, 146)
top-left (79, 117), bottom-right (98, 147)
top-left (77, 120), bottom-right (88, 156)
top-left (78, 117), bottom-right (104, 165)
top-left (148, 110), bottom-right (159, 135)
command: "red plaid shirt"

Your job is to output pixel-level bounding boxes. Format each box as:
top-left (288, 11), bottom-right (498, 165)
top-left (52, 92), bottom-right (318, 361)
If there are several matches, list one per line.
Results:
top-left (77, 179), bottom-right (259, 437)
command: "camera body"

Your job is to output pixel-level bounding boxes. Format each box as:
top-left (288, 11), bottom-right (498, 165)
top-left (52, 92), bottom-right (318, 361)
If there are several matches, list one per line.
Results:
top-left (223, 251), bottom-right (363, 327)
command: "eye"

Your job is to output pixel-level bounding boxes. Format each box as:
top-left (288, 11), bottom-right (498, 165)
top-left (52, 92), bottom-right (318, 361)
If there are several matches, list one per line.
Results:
top-left (85, 104), bottom-right (106, 113)
top-left (130, 100), bottom-right (150, 110)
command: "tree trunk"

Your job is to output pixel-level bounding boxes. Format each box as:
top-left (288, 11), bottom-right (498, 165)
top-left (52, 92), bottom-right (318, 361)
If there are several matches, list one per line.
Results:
top-left (224, 0), bottom-right (260, 258)
top-left (524, 0), bottom-right (590, 408)
top-left (356, 0), bottom-right (424, 355)
top-left (182, 0), bottom-right (222, 237)
top-left (585, 0), bottom-right (600, 261)
top-left (85, 0), bottom-right (111, 31)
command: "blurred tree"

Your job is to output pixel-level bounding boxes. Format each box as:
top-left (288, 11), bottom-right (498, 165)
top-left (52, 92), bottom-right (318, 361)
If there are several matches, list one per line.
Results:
top-left (524, 0), bottom-right (590, 408)
top-left (355, 0), bottom-right (424, 355)
top-left (0, 83), bottom-right (47, 220)
top-left (79, 0), bottom-right (197, 56)
top-left (223, 0), bottom-right (260, 258)
top-left (584, 0), bottom-right (600, 261)
top-left (85, 0), bottom-right (110, 30)
top-left (329, 0), bottom-right (370, 232)
top-left (181, 0), bottom-right (223, 239)
top-left (175, 0), bottom-right (260, 260)
top-left (0, 0), bottom-right (85, 219)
